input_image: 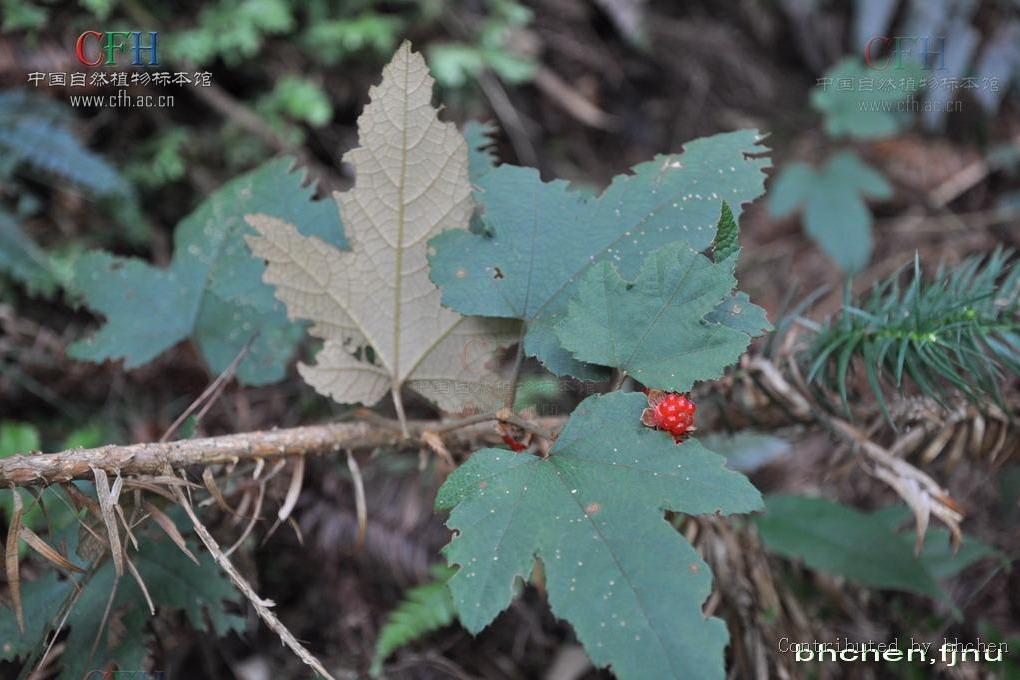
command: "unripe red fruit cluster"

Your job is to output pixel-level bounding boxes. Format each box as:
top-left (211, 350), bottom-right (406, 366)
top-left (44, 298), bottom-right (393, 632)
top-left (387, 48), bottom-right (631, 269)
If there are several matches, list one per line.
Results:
top-left (653, 393), bottom-right (696, 436)
top-left (641, 389), bottom-right (697, 443)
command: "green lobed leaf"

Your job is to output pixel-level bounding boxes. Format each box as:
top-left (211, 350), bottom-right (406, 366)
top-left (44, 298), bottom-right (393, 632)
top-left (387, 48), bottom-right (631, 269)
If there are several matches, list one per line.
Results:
top-left (755, 495), bottom-right (998, 602)
top-left (436, 391), bottom-right (762, 680)
top-left (429, 130), bottom-right (770, 379)
top-left (70, 156), bottom-right (346, 385)
top-left (811, 57), bottom-right (923, 139)
top-left (768, 151), bottom-right (891, 273)
top-left (555, 243), bottom-right (768, 391)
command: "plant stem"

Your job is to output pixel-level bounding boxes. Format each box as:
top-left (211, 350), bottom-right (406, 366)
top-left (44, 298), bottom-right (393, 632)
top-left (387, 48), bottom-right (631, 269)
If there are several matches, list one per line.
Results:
top-left (435, 410), bottom-right (558, 443)
top-left (504, 322), bottom-right (528, 410)
top-left (391, 385), bottom-right (410, 438)
top-left (0, 416), bottom-right (568, 487)
top-left (609, 369), bottom-right (628, 392)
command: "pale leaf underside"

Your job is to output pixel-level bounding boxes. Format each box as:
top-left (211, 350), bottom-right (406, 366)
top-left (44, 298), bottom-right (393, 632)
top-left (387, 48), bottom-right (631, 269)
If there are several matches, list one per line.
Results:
top-left (247, 42), bottom-right (515, 412)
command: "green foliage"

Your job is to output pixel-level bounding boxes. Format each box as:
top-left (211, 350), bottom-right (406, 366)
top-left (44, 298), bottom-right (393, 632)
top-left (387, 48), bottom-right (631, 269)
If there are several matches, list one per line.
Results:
top-left (70, 157), bottom-right (346, 385)
top-left (464, 120), bottom-right (500, 182)
top-left (807, 248), bottom-right (1020, 413)
top-left (437, 392), bottom-right (762, 680)
top-left (371, 565), bottom-right (457, 675)
top-left (0, 0), bottom-right (47, 31)
top-left (125, 127), bottom-right (190, 190)
top-left (768, 151), bottom-right (891, 273)
top-left (0, 212), bottom-right (58, 297)
top-left (811, 57), bottom-right (923, 139)
top-left (429, 129), bottom-right (769, 378)
top-left (168, 0), bottom-right (295, 66)
top-left (697, 431), bottom-right (791, 473)
top-left (555, 243), bottom-right (768, 390)
top-left (302, 11), bottom-right (403, 65)
top-left (0, 90), bottom-right (140, 298)
top-left (711, 201), bottom-right (739, 263)
top-left (259, 76), bottom-right (333, 128)
top-left (755, 495), bottom-right (998, 602)
top-left (0, 420), bottom-right (40, 456)
top-left (80, 0), bottom-right (117, 19)
top-left (428, 0), bottom-right (536, 87)
top-left (0, 532), bottom-right (244, 678)
top-left (513, 375), bottom-right (566, 411)
top-left (0, 91), bottom-right (126, 197)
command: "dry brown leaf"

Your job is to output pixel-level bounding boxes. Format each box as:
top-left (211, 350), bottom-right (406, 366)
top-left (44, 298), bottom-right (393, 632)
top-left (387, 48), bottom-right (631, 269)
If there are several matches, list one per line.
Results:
top-left (203, 467), bottom-right (235, 515)
top-left (5, 488), bottom-right (24, 632)
top-left (19, 526), bottom-right (86, 574)
top-left (345, 452), bottom-right (367, 553)
top-left (276, 456), bottom-right (304, 524)
top-left (142, 500), bottom-right (199, 565)
top-left (420, 430), bottom-right (454, 468)
top-left (246, 42), bottom-right (516, 423)
top-left (91, 466), bottom-right (124, 577)
top-left (125, 555), bottom-right (155, 615)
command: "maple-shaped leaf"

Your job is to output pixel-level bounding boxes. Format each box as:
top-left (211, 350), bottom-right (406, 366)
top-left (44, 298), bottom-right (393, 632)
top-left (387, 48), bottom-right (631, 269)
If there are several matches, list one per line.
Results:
top-left (555, 243), bottom-right (768, 391)
top-left (811, 58), bottom-right (923, 139)
top-left (428, 130), bottom-right (769, 378)
top-left (70, 156), bottom-right (345, 385)
top-left (768, 150), bottom-right (892, 273)
top-left (436, 392), bottom-right (763, 680)
top-left (247, 43), bottom-right (516, 417)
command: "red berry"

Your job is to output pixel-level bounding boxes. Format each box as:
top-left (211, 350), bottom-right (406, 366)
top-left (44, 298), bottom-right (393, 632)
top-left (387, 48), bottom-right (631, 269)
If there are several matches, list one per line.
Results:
top-left (642, 390), bottom-right (696, 443)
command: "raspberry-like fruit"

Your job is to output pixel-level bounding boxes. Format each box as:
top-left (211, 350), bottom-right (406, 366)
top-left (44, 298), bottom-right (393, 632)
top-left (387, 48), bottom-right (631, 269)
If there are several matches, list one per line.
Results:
top-left (641, 390), bottom-right (696, 443)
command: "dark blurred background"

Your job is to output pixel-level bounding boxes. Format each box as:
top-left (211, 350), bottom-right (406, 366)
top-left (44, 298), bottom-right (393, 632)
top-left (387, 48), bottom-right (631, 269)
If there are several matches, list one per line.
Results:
top-left (1, 1), bottom-right (1019, 678)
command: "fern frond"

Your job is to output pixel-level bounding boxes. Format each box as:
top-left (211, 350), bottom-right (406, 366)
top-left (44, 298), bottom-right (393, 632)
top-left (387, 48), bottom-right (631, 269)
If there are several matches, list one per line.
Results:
top-left (0, 90), bottom-right (126, 197)
top-left (0, 210), bottom-right (57, 297)
top-left (807, 248), bottom-right (1020, 415)
top-left (370, 565), bottom-right (457, 676)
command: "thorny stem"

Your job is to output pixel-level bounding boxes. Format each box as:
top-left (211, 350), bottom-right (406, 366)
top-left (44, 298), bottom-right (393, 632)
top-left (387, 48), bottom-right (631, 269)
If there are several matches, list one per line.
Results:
top-left (0, 416), bottom-right (569, 487)
top-left (160, 337), bottom-right (252, 443)
top-left (500, 413), bottom-right (557, 443)
top-left (170, 468), bottom-right (350, 680)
